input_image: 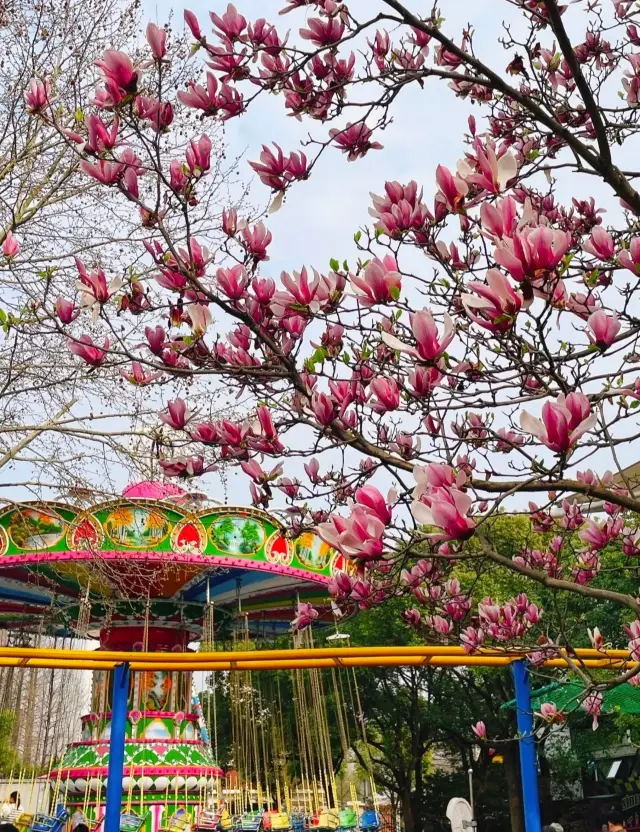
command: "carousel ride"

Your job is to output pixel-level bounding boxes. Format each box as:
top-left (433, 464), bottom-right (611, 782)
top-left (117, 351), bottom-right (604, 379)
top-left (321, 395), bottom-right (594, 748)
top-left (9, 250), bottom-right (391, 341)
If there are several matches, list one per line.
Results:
top-left (0, 483), bottom-right (381, 832)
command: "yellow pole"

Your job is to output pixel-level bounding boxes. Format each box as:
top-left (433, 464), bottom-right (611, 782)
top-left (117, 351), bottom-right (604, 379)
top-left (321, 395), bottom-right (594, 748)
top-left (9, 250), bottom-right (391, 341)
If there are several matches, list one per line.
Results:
top-left (0, 645), bottom-right (630, 662)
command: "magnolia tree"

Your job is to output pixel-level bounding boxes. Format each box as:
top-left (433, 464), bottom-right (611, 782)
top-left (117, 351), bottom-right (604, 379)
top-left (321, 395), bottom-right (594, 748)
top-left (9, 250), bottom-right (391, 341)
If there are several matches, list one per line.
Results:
top-left (30, 0), bottom-right (640, 715)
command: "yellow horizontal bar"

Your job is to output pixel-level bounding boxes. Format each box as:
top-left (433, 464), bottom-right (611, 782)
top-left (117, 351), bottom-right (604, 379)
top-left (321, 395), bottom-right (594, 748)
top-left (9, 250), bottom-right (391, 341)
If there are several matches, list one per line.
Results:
top-left (0, 645), bottom-right (631, 664)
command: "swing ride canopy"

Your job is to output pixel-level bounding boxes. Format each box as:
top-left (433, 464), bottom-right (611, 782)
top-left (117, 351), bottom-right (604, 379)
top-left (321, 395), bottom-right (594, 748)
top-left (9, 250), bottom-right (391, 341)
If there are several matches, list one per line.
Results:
top-left (0, 482), bottom-right (349, 643)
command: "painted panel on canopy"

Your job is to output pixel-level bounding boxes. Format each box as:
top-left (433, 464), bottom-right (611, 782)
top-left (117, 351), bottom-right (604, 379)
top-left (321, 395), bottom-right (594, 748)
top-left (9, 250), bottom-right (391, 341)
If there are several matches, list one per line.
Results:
top-left (0, 502), bottom-right (344, 583)
top-left (0, 504), bottom-right (77, 554)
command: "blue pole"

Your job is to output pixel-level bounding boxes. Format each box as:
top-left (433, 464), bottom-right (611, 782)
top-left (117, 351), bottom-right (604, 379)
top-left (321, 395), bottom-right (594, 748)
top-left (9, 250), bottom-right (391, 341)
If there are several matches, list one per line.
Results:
top-left (512, 660), bottom-right (541, 832)
top-left (104, 662), bottom-right (130, 832)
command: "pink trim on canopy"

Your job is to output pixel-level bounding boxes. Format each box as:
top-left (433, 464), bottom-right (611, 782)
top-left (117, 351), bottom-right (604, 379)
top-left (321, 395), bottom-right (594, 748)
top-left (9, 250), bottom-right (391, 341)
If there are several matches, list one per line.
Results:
top-left (70, 739), bottom-right (207, 747)
top-left (82, 712), bottom-right (199, 722)
top-left (0, 550), bottom-right (332, 584)
top-left (50, 765), bottom-right (224, 778)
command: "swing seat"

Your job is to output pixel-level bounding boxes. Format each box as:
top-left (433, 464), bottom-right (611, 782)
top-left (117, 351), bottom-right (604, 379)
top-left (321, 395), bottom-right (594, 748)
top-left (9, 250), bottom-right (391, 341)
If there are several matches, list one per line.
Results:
top-left (238, 812), bottom-right (263, 832)
top-left (311, 810), bottom-right (339, 831)
top-left (193, 811), bottom-right (220, 832)
top-left (14, 813), bottom-right (33, 832)
top-left (219, 812), bottom-right (233, 832)
top-left (119, 811), bottom-right (149, 832)
top-left (289, 814), bottom-right (304, 832)
top-left (159, 808), bottom-right (189, 832)
top-left (269, 814), bottom-right (290, 831)
top-left (338, 809), bottom-right (357, 830)
top-left (28, 805), bottom-right (69, 832)
top-left (358, 812), bottom-right (380, 832)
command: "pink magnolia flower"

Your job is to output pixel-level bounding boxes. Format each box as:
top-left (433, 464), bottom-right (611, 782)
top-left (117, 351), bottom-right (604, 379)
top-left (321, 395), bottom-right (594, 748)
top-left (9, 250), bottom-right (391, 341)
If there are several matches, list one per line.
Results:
top-left (368, 29), bottom-right (390, 70)
top-left (411, 486), bottom-right (476, 541)
top-left (80, 159), bottom-right (124, 185)
top-left (186, 135), bottom-right (212, 176)
top-left (240, 460), bottom-right (282, 484)
top-left (159, 455), bottom-right (216, 478)
top-left (403, 609), bottom-right (421, 627)
top-left (145, 325), bottom-right (166, 355)
top-left (222, 207), bottom-right (243, 236)
top-left (618, 238), bottom-right (640, 274)
top-left (121, 362), bottom-right (160, 385)
top-left (216, 265), bottom-right (248, 299)
top-left (310, 391), bottom-right (335, 426)
top-left (588, 626), bottom-right (604, 650)
top-left (329, 123), bottom-right (383, 162)
top-left (413, 462), bottom-right (465, 498)
top-left (382, 308), bottom-right (455, 361)
top-left (626, 620), bottom-right (640, 661)
top-left (304, 458), bottom-right (321, 483)
top-left (537, 702), bottom-right (564, 724)
top-left (408, 365), bottom-right (442, 397)
top-left (86, 114), bottom-right (119, 154)
top-left (178, 73), bottom-right (222, 115)
top-left (25, 79), bottom-right (50, 114)
top-left (76, 260), bottom-right (122, 321)
top-left (495, 427), bottom-right (526, 453)
top-left (350, 255), bottom-right (401, 306)
top-left (146, 23), bottom-right (167, 60)
top-left (461, 626), bottom-right (485, 654)
top-left (67, 335), bottom-right (110, 366)
top-left (271, 266), bottom-right (320, 316)
top-left (368, 377), bottom-right (400, 413)
top-left (299, 16), bottom-right (345, 47)
top-left (520, 392), bottom-right (596, 454)
top-left (317, 506), bottom-right (385, 561)
top-left (242, 222), bottom-right (272, 261)
top-left (494, 226), bottom-right (572, 283)
top-left (160, 399), bottom-right (190, 430)
top-left (2, 232), bottom-right (19, 259)
top-left (249, 143), bottom-right (308, 191)
top-left (581, 691), bottom-right (603, 730)
top-left (186, 303), bottom-right (211, 336)
top-left (583, 226), bottom-right (615, 260)
top-left (435, 165), bottom-right (469, 213)
top-left (95, 50), bottom-right (138, 94)
top-left (472, 721), bottom-right (487, 739)
top-left (587, 309), bottom-right (621, 349)
top-left (479, 196), bottom-right (518, 239)
top-left (135, 95), bottom-right (174, 132)
top-left (354, 485), bottom-right (393, 525)
top-left (291, 601), bottom-right (319, 632)
top-left (461, 269), bottom-right (522, 333)
top-left (55, 297), bottom-right (79, 324)
top-left (210, 3), bottom-right (247, 40)
top-left (457, 143), bottom-right (518, 195)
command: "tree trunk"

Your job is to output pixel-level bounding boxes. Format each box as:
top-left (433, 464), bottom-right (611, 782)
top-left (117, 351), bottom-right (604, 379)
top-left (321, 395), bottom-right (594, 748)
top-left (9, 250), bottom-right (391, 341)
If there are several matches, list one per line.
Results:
top-left (400, 784), bottom-right (415, 832)
top-left (503, 744), bottom-right (525, 832)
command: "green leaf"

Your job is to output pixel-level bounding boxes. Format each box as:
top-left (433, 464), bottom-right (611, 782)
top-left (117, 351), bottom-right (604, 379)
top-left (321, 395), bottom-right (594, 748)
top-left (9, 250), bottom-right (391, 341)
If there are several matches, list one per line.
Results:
top-left (312, 347), bottom-right (327, 364)
top-left (0, 309), bottom-right (6, 323)
top-left (342, 260), bottom-right (348, 272)
top-left (342, 351), bottom-right (350, 364)
top-left (190, 43), bottom-right (201, 55)
top-left (353, 231), bottom-right (362, 244)
top-left (329, 258), bottom-right (340, 272)
top-left (389, 285), bottom-right (400, 301)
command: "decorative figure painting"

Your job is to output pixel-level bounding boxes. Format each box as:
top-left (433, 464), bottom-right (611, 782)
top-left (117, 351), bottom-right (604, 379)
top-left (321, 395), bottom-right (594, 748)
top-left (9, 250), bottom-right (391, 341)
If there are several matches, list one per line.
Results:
top-left (139, 669), bottom-right (172, 711)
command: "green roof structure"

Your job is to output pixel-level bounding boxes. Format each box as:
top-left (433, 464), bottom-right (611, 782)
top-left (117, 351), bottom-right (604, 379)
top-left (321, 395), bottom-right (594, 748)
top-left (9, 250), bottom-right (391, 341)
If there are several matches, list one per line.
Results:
top-left (503, 681), bottom-right (640, 714)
